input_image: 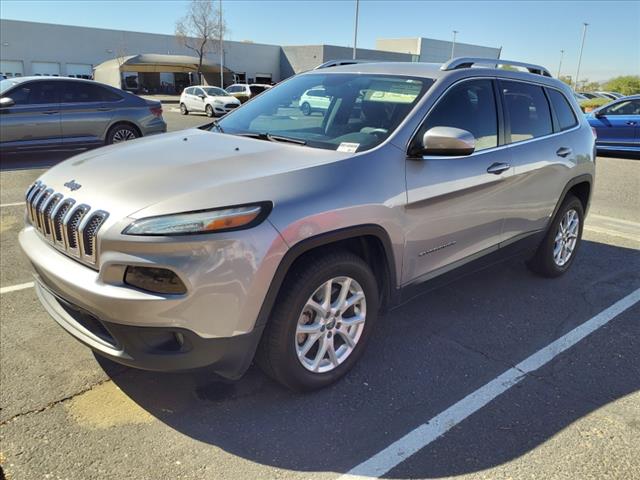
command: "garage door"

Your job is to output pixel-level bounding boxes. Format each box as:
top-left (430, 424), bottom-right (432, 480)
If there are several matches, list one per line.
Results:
top-left (32, 61), bottom-right (61, 76)
top-left (0, 60), bottom-right (24, 78)
top-left (66, 63), bottom-right (93, 79)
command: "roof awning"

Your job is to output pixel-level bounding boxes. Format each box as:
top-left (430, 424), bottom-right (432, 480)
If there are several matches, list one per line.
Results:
top-left (99, 54), bottom-right (232, 73)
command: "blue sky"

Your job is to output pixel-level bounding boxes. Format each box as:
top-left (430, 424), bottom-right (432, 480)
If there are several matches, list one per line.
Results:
top-left (1, 0), bottom-right (639, 81)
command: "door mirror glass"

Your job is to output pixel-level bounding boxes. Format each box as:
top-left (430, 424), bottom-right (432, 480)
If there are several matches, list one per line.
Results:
top-left (0, 97), bottom-right (15, 108)
top-left (420, 126), bottom-right (476, 156)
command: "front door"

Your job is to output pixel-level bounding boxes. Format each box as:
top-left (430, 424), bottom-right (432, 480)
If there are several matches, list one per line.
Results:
top-left (403, 78), bottom-right (512, 284)
top-left (59, 81), bottom-right (117, 145)
top-left (0, 80), bottom-right (61, 149)
top-left (590, 98), bottom-right (640, 150)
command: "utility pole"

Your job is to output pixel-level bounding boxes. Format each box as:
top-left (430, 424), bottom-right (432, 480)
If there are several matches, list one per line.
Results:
top-left (450, 30), bottom-right (458, 59)
top-left (219, 0), bottom-right (224, 87)
top-left (352, 0), bottom-right (359, 60)
top-left (574, 23), bottom-right (588, 90)
top-left (557, 49), bottom-right (564, 78)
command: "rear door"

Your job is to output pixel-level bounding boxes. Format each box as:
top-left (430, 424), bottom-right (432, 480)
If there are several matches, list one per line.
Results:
top-left (403, 78), bottom-right (513, 283)
top-left (497, 80), bottom-right (570, 242)
top-left (0, 80), bottom-right (61, 149)
top-left (192, 87), bottom-right (206, 111)
top-left (59, 81), bottom-right (118, 145)
top-left (590, 98), bottom-right (640, 149)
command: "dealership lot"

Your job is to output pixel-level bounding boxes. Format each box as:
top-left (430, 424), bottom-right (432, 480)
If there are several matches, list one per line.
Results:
top-left (0, 112), bottom-right (639, 479)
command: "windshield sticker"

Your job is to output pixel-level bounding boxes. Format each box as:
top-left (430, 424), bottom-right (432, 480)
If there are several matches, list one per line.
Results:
top-left (337, 142), bottom-right (360, 153)
top-left (362, 80), bottom-right (422, 104)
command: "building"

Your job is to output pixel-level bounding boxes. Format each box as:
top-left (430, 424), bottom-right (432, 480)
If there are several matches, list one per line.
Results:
top-left (1, 19), bottom-right (500, 91)
top-left (376, 37), bottom-right (501, 63)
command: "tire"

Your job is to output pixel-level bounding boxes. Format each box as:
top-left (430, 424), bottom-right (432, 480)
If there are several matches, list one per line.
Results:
top-left (180, 103), bottom-right (189, 115)
top-left (300, 102), bottom-right (311, 116)
top-left (205, 104), bottom-right (214, 117)
top-left (106, 123), bottom-right (139, 145)
top-left (256, 251), bottom-right (379, 391)
top-left (527, 194), bottom-right (584, 277)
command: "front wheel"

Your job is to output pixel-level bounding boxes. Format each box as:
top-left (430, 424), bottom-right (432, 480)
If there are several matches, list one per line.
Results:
top-left (527, 194), bottom-right (584, 277)
top-left (256, 252), bottom-right (379, 391)
top-left (205, 104), bottom-right (214, 117)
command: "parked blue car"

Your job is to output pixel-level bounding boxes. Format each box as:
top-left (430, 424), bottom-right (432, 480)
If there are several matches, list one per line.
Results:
top-left (586, 95), bottom-right (640, 155)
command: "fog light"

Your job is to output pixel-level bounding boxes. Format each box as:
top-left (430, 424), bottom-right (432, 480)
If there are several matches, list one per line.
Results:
top-left (124, 266), bottom-right (187, 295)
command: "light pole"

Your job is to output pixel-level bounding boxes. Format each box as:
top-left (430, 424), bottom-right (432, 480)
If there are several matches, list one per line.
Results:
top-left (557, 49), bottom-right (564, 78)
top-left (353, 0), bottom-right (359, 60)
top-left (574, 23), bottom-right (588, 90)
top-left (450, 30), bottom-right (458, 59)
top-left (219, 0), bottom-right (224, 87)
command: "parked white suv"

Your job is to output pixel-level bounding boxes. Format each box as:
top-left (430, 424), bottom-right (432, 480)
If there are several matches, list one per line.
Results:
top-left (299, 87), bottom-right (331, 115)
top-left (180, 86), bottom-right (240, 117)
top-left (225, 83), bottom-right (272, 103)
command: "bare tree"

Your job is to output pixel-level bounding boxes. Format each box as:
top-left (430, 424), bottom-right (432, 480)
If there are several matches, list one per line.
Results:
top-left (175, 0), bottom-right (226, 84)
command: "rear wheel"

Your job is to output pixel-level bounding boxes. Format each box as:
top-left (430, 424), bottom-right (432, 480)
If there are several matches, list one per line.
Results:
top-left (528, 194), bottom-right (584, 277)
top-left (106, 123), bottom-right (139, 145)
top-left (300, 102), bottom-right (311, 116)
top-left (256, 251), bottom-right (379, 391)
top-left (205, 104), bottom-right (214, 117)
top-left (180, 103), bottom-right (189, 115)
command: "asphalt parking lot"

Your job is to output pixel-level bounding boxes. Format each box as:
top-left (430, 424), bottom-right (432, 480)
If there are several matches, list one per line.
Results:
top-left (0, 112), bottom-right (639, 479)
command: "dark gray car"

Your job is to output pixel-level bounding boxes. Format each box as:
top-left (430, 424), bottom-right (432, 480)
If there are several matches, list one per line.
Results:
top-left (0, 76), bottom-right (166, 152)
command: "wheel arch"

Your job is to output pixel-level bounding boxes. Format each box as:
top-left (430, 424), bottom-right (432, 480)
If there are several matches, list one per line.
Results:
top-left (550, 174), bottom-right (593, 222)
top-left (255, 224), bottom-right (397, 329)
top-left (106, 120), bottom-right (142, 141)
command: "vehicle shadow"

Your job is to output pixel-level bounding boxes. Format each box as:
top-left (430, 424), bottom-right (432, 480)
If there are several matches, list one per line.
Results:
top-left (102, 239), bottom-right (640, 478)
top-left (0, 150), bottom-right (82, 171)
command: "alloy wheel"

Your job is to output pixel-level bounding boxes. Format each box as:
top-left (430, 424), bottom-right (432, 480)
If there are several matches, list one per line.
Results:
top-left (295, 276), bottom-right (366, 373)
top-left (112, 128), bottom-right (137, 143)
top-left (553, 208), bottom-right (580, 267)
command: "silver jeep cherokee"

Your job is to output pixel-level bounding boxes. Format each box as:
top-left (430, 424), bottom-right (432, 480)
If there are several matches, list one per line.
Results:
top-left (20, 58), bottom-right (596, 391)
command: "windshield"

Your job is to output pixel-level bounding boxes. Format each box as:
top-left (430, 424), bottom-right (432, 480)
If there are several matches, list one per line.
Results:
top-left (203, 87), bottom-right (228, 96)
top-left (1, 79), bottom-right (22, 95)
top-left (215, 73), bottom-right (433, 152)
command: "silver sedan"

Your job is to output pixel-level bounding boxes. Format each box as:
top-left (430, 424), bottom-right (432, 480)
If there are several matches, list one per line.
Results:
top-left (0, 76), bottom-right (166, 152)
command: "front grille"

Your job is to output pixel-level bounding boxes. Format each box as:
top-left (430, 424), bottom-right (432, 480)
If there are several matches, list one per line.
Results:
top-left (225, 103), bottom-right (239, 109)
top-left (25, 181), bottom-right (109, 266)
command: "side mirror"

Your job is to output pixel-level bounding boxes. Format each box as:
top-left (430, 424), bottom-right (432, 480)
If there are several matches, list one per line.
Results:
top-left (413, 126), bottom-right (476, 157)
top-left (0, 97), bottom-right (15, 108)
top-left (594, 110), bottom-right (605, 118)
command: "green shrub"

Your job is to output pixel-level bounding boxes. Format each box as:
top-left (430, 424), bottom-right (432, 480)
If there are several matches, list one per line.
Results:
top-left (579, 97), bottom-right (610, 112)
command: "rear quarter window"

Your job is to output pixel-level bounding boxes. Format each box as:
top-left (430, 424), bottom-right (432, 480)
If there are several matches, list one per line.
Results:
top-left (547, 88), bottom-right (578, 131)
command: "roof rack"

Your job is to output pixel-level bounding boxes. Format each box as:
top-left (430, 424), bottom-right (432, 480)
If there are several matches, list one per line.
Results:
top-left (441, 57), bottom-right (552, 77)
top-left (314, 59), bottom-right (372, 70)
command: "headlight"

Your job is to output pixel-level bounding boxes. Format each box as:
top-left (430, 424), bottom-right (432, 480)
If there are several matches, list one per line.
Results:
top-left (123, 204), bottom-right (269, 236)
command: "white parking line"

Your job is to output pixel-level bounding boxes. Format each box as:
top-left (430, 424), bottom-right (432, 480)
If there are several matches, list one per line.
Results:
top-left (339, 287), bottom-right (640, 479)
top-left (0, 282), bottom-right (35, 294)
top-left (0, 201), bottom-right (24, 208)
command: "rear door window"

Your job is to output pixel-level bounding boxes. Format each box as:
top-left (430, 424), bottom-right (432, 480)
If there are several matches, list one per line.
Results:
top-left (61, 82), bottom-right (120, 103)
top-left (501, 80), bottom-right (553, 143)
top-left (547, 88), bottom-right (578, 131)
top-left (419, 79), bottom-right (498, 151)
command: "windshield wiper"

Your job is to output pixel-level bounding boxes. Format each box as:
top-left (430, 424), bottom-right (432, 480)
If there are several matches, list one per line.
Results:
top-left (234, 132), bottom-right (307, 145)
top-left (200, 120), bottom-right (225, 133)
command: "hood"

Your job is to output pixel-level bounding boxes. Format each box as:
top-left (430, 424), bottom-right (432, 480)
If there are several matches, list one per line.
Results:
top-left (208, 95), bottom-right (240, 103)
top-left (36, 129), bottom-right (351, 222)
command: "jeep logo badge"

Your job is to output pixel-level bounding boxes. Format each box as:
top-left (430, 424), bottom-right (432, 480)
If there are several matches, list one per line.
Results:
top-left (64, 180), bottom-right (82, 191)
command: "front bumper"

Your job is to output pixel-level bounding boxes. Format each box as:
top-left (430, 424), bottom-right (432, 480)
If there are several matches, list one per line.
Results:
top-left (19, 218), bottom-right (287, 378)
top-left (35, 279), bottom-right (263, 377)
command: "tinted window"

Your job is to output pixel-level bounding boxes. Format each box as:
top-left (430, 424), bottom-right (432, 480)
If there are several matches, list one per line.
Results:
top-left (6, 81), bottom-right (59, 104)
top-left (227, 86), bottom-right (240, 93)
top-left (547, 89), bottom-right (578, 131)
top-left (601, 99), bottom-right (640, 115)
top-left (502, 81), bottom-right (552, 143)
top-left (420, 79), bottom-right (498, 151)
top-left (250, 85), bottom-right (267, 95)
top-left (60, 82), bottom-right (121, 103)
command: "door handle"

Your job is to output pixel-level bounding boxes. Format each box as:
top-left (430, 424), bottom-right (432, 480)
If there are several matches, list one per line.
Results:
top-left (97, 107), bottom-right (112, 112)
top-left (556, 147), bottom-right (573, 158)
top-left (626, 121), bottom-right (637, 126)
top-left (41, 110), bottom-right (58, 115)
top-left (486, 162), bottom-right (511, 175)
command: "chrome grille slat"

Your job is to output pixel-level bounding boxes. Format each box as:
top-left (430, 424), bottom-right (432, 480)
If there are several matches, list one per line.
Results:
top-left (25, 182), bottom-right (108, 266)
